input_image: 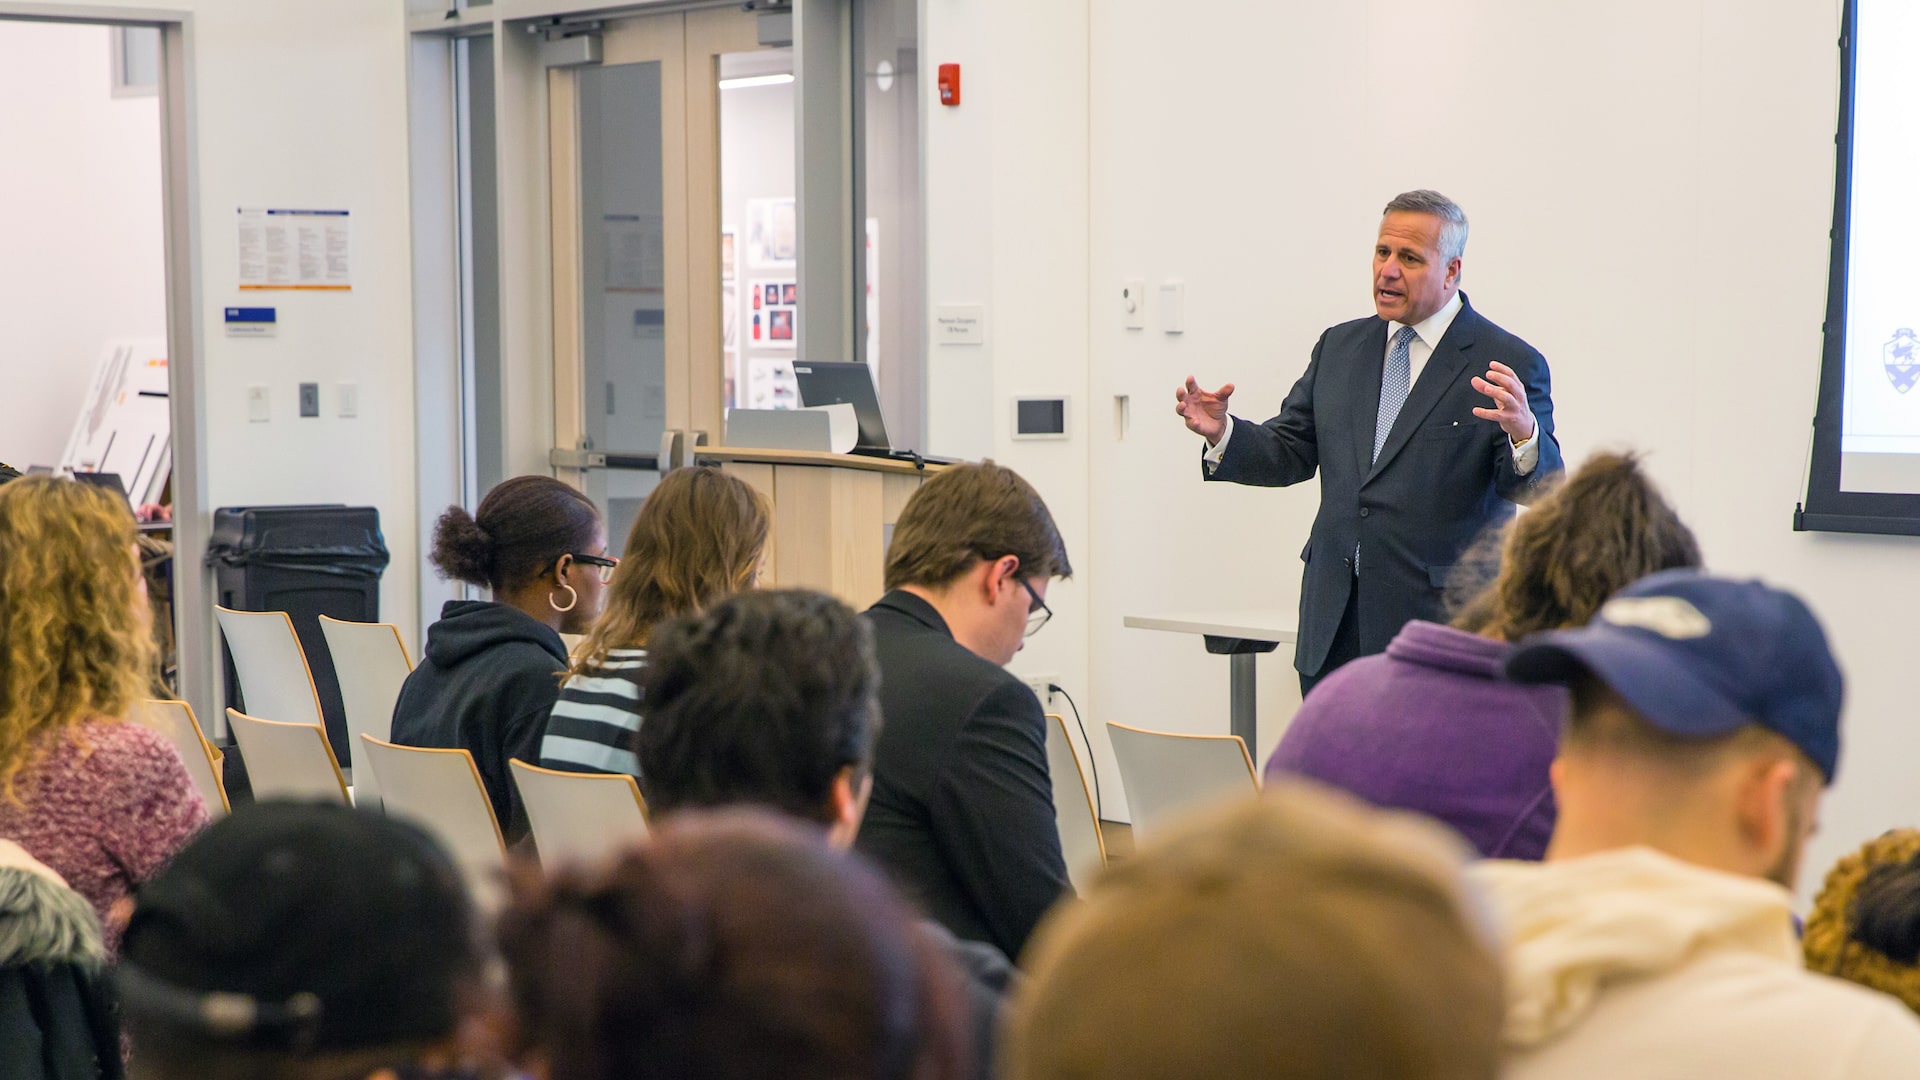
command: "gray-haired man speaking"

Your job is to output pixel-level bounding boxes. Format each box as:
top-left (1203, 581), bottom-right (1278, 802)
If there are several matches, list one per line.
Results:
top-left (1176, 190), bottom-right (1563, 694)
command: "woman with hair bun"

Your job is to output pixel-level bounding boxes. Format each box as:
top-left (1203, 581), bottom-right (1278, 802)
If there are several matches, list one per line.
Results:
top-left (392, 475), bottom-right (609, 842)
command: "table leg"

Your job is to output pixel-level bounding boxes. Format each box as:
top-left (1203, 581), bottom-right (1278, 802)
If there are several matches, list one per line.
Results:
top-left (1229, 652), bottom-right (1257, 750)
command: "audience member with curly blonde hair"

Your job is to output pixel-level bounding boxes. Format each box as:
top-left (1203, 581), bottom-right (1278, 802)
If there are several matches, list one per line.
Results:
top-left (0, 477), bottom-right (208, 947)
top-left (1805, 829), bottom-right (1920, 1014)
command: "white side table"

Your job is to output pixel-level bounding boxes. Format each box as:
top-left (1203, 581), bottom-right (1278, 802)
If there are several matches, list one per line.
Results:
top-left (1123, 611), bottom-right (1297, 749)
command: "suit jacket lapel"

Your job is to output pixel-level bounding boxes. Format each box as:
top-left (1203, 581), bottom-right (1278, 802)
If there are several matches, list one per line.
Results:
top-left (1366, 299), bottom-right (1481, 482)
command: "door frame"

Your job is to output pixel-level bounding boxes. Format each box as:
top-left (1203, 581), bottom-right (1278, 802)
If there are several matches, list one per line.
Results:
top-left (0, 4), bottom-right (212, 725)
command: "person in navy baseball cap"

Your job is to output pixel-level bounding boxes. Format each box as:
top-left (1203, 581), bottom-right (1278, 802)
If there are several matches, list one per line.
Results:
top-left (1505, 569), bottom-right (1844, 783)
top-left (1458, 574), bottom-right (1920, 1079)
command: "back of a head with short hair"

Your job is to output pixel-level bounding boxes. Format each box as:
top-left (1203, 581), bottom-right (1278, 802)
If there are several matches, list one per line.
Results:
top-left (497, 809), bottom-right (973, 1080)
top-left (1804, 829), bottom-right (1920, 1015)
top-left (883, 462), bottom-right (1071, 591)
top-left (573, 466), bottom-right (771, 671)
top-left (636, 589), bottom-right (879, 824)
top-left (1004, 783), bottom-right (1505, 1080)
top-left (1464, 451), bottom-right (1701, 643)
top-left (1383, 189), bottom-right (1470, 262)
top-left (431, 474), bottom-right (603, 593)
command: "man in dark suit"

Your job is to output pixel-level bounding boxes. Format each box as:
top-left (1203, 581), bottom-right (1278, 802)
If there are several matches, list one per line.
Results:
top-left (1176, 190), bottom-right (1562, 694)
top-left (857, 462), bottom-right (1074, 962)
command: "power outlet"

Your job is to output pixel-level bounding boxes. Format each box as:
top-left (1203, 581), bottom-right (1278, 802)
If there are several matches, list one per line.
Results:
top-left (1022, 674), bottom-right (1059, 709)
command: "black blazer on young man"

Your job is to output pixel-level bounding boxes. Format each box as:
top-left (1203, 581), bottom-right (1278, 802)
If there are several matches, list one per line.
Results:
top-left (1207, 294), bottom-right (1562, 678)
top-left (856, 590), bottom-right (1072, 961)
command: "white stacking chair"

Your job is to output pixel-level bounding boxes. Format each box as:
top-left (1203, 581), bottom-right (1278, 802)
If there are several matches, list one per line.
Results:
top-left (317, 616), bottom-right (413, 809)
top-left (1106, 722), bottom-right (1259, 840)
top-left (214, 607), bottom-right (325, 729)
top-left (509, 759), bottom-right (649, 869)
top-left (359, 736), bottom-right (506, 905)
top-left (226, 709), bottom-right (350, 805)
top-left (136, 700), bottom-right (230, 818)
top-left (1045, 714), bottom-right (1107, 893)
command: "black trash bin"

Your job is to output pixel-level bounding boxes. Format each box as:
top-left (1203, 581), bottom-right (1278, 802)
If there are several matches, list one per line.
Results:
top-left (206, 505), bottom-right (390, 769)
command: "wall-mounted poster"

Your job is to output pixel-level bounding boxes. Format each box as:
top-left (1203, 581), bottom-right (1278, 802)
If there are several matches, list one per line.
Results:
top-left (721, 228), bottom-right (736, 282)
top-left (746, 198), bottom-right (796, 268)
top-left (750, 279), bottom-right (798, 349)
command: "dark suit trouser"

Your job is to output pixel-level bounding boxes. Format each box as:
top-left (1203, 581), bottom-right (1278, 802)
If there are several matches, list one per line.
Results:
top-left (1299, 574), bottom-right (1363, 699)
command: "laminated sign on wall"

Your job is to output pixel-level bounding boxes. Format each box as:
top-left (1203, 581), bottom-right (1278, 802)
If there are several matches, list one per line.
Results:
top-left (237, 208), bottom-right (351, 290)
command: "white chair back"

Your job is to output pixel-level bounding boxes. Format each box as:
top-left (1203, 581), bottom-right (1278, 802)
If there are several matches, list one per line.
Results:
top-left (359, 736), bottom-right (505, 904)
top-left (317, 616), bottom-right (413, 808)
top-left (226, 709), bottom-right (349, 804)
top-left (1044, 713), bottom-right (1106, 892)
top-left (509, 759), bottom-right (649, 869)
top-left (1106, 722), bottom-right (1259, 839)
top-left (136, 700), bottom-right (229, 818)
top-left (215, 607), bottom-right (324, 729)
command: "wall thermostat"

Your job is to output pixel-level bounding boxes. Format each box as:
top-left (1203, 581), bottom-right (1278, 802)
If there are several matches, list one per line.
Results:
top-left (1012, 396), bottom-right (1069, 440)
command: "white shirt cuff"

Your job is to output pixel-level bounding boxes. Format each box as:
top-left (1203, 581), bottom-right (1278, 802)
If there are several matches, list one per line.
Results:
top-left (1511, 431), bottom-right (1539, 475)
top-left (1203, 418), bottom-right (1235, 473)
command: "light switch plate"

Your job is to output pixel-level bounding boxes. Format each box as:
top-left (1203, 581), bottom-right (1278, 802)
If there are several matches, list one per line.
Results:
top-left (1160, 281), bottom-right (1186, 334)
top-left (337, 381), bottom-right (359, 418)
top-left (1122, 278), bottom-right (1146, 330)
top-left (298, 382), bottom-right (320, 418)
top-left (247, 385), bottom-right (270, 423)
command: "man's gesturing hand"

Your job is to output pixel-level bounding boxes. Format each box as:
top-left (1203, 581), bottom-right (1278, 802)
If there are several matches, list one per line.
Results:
top-left (1176, 377), bottom-right (1235, 445)
top-left (1470, 361), bottom-right (1537, 444)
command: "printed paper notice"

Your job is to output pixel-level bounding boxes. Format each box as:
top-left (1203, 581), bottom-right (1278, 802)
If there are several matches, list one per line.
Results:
top-left (238, 208), bottom-right (351, 290)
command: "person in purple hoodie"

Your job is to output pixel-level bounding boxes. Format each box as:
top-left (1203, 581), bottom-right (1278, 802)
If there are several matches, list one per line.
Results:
top-left (1265, 452), bottom-right (1699, 859)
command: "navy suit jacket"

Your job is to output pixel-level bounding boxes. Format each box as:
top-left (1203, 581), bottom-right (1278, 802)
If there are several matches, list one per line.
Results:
top-left (1206, 294), bottom-right (1562, 676)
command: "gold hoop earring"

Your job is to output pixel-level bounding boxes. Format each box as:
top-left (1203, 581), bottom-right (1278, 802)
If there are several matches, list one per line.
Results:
top-left (550, 583), bottom-right (579, 613)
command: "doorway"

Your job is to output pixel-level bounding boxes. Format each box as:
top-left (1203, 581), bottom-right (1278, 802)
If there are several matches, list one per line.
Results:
top-left (0, 11), bottom-right (202, 706)
top-left (548, 6), bottom-right (795, 543)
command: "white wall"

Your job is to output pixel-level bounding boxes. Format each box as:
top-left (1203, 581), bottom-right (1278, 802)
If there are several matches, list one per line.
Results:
top-left (0, 21), bottom-right (165, 468)
top-left (44, 0), bottom-right (422, 696)
top-left (930, 0), bottom-right (1920, 891)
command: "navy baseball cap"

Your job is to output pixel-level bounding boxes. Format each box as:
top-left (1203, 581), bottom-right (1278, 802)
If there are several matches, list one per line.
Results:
top-left (1506, 570), bottom-right (1844, 783)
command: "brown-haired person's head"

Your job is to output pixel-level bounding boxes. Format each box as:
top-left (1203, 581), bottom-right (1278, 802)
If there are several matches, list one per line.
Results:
top-left (432, 475), bottom-right (609, 634)
top-left (498, 810), bottom-right (973, 1080)
top-left (573, 466), bottom-right (770, 671)
top-left (1459, 451), bottom-right (1700, 643)
top-left (1804, 829), bottom-right (1920, 1014)
top-left (1005, 783), bottom-right (1504, 1080)
top-left (636, 589), bottom-right (879, 848)
top-left (0, 476), bottom-right (154, 795)
top-left (883, 462), bottom-right (1070, 666)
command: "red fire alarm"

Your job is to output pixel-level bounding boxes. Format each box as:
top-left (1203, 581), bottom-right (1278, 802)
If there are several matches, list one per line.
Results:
top-left (938, 63), bottom-right (961, 106)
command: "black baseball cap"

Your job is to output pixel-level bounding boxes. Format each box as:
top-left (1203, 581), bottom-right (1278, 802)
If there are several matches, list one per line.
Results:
top-left (0, 462), bottom-right (19, 486)
top-left (117, 801), bottom-right (480, 1052)
top-left (1507, 570), bottom-right (1845, 782)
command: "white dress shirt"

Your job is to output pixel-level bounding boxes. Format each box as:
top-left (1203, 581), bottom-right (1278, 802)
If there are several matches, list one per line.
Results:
top-left (1203, 290), bottom-right (1539, 474)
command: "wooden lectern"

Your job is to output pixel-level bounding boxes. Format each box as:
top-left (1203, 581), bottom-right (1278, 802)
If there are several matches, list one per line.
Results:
top-left (696, 447), bottom-right (947, 612)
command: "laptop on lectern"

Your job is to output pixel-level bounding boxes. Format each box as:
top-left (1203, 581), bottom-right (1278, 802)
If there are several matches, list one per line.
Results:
top-left (793, 361), bottom-right (894, 451)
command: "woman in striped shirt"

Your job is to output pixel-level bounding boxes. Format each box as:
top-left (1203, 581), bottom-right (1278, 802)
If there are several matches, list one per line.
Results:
top-left (539, 466), bottom-right (771, 779)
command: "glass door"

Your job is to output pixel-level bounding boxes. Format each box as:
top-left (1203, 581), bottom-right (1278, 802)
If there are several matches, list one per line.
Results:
top-left (549, 7), bottom-right (792, 542)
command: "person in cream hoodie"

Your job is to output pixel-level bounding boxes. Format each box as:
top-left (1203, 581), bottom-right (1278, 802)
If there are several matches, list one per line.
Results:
top-left (1470, 571), bottom-right (1920, 1078)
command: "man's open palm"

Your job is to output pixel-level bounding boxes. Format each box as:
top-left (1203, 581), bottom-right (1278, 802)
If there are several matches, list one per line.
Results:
top-left (1176, 377), bottom-right (1235, 444)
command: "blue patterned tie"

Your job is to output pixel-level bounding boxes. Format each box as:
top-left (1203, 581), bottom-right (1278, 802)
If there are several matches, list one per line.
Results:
top-left (1373, 325), bottom-right (1418, 463)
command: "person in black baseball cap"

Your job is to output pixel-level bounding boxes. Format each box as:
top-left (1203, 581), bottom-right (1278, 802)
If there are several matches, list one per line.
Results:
top-left (117, 802), bottom-right (486, 1080)
top-left (1465, 571), bottom-right (1920, 1078)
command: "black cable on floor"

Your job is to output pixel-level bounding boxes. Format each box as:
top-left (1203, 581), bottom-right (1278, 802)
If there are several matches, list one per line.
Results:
top-left (1048, 683), bottom-right (1101, 820)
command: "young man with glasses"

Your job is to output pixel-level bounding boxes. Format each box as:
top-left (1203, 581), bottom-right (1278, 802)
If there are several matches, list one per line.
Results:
top-left (857, 461), bottom-right (1075, 962)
